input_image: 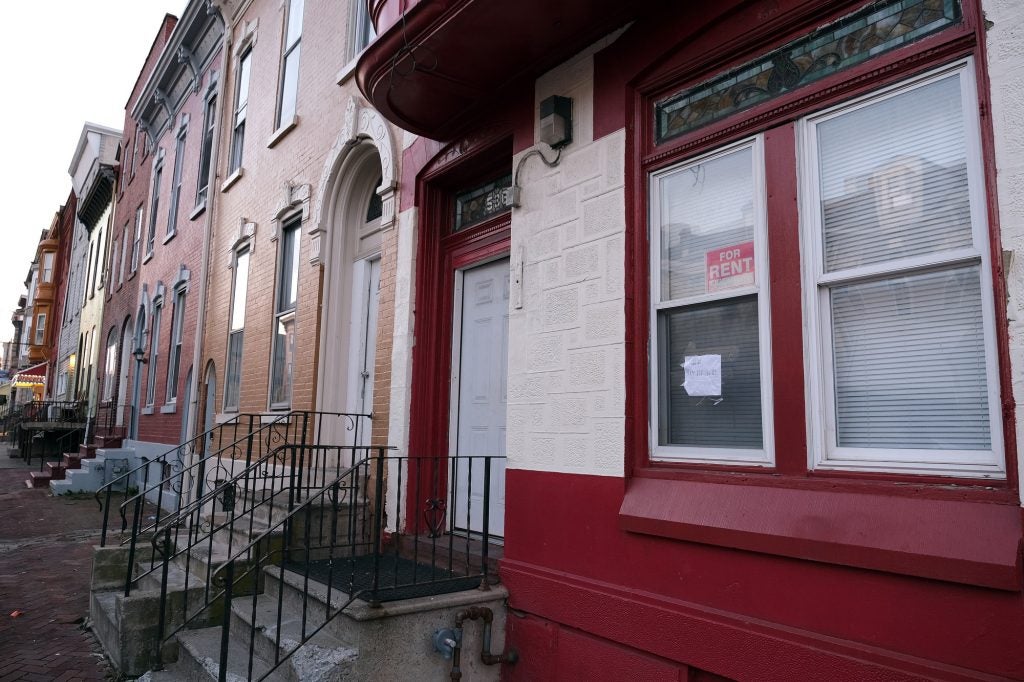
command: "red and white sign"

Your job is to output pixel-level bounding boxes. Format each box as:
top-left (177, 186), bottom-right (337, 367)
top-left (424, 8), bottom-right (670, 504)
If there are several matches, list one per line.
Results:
top-left (706, 241), bottom-right (755, 293)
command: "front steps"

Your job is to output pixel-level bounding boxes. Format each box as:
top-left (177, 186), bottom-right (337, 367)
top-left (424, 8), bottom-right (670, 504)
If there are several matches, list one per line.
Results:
top-left (50, 446), bottom-right (132, 495)
top-left (26, 443), bottom-right (97, 489)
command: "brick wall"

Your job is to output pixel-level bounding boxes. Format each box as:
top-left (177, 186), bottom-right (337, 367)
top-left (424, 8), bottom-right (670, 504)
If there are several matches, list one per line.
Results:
top-left (205, 0), bottom-right (400, 451)
top-left (96, 15), bottom-right (177, 433)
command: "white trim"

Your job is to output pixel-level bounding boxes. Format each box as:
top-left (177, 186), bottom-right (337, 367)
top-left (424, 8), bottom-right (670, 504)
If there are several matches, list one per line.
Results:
top-left (648, 136), bottom-right (775, 466)
top-left (799, 58), bottom-right (1005, 479)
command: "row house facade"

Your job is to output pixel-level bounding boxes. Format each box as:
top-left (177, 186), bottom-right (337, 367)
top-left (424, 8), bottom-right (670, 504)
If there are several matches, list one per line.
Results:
top-left (68, 123), bottom-right (120, 416)
top-left (350, 0), bottom-right (1024, 678)
top-left (200, 0), bottom-right (396, 442)
top-left (47, 192), bottom-right (79, 400)
top-left (5, 0), bottom-right (1015, 678)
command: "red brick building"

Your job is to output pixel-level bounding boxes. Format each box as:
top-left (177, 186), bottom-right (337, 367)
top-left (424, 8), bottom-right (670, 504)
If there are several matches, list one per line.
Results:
top-left (47, 191), bottom-right (78, 400)
top-left (95, 14), bottom-right (177, 434)
top-left (114, 5), bottom-right (224, 450)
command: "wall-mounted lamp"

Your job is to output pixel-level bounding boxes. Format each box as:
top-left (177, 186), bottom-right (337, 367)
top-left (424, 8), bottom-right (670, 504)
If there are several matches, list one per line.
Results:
top-left (68, 353), bottom-right (77, 371)
top-left (539, 95), bottom-right (573, 149)
top-left (132, 347), bottom-right (148, 364)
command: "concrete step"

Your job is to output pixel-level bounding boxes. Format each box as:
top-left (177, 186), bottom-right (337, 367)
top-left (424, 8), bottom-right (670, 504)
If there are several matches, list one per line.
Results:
top-left (262, 564), bottom-right (507, 682)
top-left (79, 443), bottom-right (97, 458)
top-left (172, 626), bottom-right (286, 681)
top-left (28, 471), bottom-right (51, 488)
top-left (228, 593), bottom-right (358, 682)
top-left (63, 453), bottom-right (83, 470)
top-left (47, 462), bottom-right (66, 480)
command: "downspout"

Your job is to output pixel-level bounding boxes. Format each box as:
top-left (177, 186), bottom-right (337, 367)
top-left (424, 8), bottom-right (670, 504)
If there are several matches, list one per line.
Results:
top-left (185, 12), bottom-right (231, 443)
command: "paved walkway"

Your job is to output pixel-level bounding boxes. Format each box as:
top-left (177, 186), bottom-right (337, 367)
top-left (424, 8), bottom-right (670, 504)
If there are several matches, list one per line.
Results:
top-left (0, 447), bottom-right (114, 681)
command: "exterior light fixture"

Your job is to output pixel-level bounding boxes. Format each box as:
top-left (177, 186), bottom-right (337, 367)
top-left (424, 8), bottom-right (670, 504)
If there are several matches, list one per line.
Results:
top-left (68, 353), bottom-right (77, 371)
top-left (539, 95), bottom-right (573, 149)
top-left (132, 347), bottom-right (147, 364)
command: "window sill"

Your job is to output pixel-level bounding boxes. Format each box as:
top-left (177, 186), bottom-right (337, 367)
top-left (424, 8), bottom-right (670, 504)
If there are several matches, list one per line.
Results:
top-left (189, 202), bottom-right (206, 221)
top-left (143, 251), bottom-right (154, 265)
top-left (618, 476), bottom-right (1023, 591)
top-left (221, 168), bottom-right (244, 193)
top-left (141, 406), bottom-right (154, 415)
top-left (336, 57), bottom-right (358, 85)
top-left (160, 403), bottom-right (176, 414)
top-left (267, 116), bottom-right (299, 149)
top-left (162, 230), bottom-right (176, 245)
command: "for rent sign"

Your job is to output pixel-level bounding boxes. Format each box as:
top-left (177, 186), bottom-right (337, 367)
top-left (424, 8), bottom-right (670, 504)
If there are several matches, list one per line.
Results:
top-left (706, 241), bottom-right (754, 293)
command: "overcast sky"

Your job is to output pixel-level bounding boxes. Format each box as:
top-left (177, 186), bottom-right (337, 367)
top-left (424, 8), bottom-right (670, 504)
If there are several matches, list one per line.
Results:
top-left (0, 1), bottom-right (188, 344)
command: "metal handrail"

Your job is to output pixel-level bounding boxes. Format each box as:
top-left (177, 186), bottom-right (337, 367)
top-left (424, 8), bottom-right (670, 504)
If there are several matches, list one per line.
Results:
top-left (95, 413), bottom-right (262, 546)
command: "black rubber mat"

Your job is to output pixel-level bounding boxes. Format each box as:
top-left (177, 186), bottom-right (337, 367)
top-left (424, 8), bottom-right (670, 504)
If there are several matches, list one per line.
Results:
top-left (285, 554), bottom-right (483, 602)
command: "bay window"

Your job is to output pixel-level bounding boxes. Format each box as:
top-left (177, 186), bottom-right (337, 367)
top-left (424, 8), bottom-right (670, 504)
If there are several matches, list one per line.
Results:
top-left (647, 59), bottom-right (1003, 479)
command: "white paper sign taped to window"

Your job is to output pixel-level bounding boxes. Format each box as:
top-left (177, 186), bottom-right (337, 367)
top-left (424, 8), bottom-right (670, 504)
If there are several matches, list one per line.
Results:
top-left (682, 354), bottom-right (721, 396)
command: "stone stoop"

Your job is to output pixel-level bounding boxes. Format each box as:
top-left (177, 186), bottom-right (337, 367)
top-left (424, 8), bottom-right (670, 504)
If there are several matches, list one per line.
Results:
top-left (51, 447), bottom-right (133, 495)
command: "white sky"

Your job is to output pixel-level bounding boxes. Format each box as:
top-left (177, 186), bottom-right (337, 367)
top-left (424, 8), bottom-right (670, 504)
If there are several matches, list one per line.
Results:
top-left (0, 1), bottom-right (188, 344)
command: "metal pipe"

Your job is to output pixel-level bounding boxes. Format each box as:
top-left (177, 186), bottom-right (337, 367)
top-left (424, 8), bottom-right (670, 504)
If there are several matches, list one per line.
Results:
top-left (448, 606), bottom-right (518, 681)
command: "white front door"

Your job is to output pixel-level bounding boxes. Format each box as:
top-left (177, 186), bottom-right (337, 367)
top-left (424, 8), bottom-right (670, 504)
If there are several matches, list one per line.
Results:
top-left (451, 257), bottom-right (508, 538)
top-left (357, 258), bottom-right (381, 416)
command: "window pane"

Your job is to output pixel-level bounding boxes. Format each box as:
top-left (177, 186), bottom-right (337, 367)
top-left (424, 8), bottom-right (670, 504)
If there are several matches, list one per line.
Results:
top-left (237, 53), bottom-right (251, 109)
top-left (658, 295), bottom-right (763, 448)
top-left (270, 317), bottom-right (295, 406)
top-left (231, 251), bottom-right (249, 330)
top-left (831, 265), bottom-right (990, 450)
top-left (279, 45), bottom-right (301, 125)
top-left (659, 146), bottom-right (755, 301)
top-left (278, 227), bottom-right (299, 313)
top-left (225, 331), bottom-right (243, 409)
top-left (817, 74), bottom-right (973, 272)
top-left (286, 0), bottom-right (303, 48)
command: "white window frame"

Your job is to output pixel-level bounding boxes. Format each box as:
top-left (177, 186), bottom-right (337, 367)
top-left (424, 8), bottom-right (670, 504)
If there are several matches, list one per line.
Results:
top-left (166, 288), bottom-right (186, 403)
top-left (132, 206), bottom-right (143, 273)
top-left (167, 126), bottom-right (187, 238)
top-left (648, 136), bottom-right (775, 466)
top-left (269, 222), bottom-right (300, 410)
top-left (42, 252), bottom-right (54, 283)
top-left (196, 92), bottom-right (217, 206)
top-left (229, 48), bottom-right (252, 174)
top-left (34, 313), bottom-right (46, 346)
top-left (146, 302), bottom-right (162, 407)
top-left (799, 59), bottom-right (1004, 479)
top-left (147, 155), bottom-right (164, 255)
top-left (224, 248), bottom-right (250, 411)
top-left (275, 0), bottom-right (303, 130)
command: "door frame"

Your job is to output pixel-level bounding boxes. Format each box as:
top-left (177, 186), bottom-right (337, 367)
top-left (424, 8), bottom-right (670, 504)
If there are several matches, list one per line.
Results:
top-left (406, 134), bottom-right (513, 536)
top-left (447, 255), bottom-right (510, 539)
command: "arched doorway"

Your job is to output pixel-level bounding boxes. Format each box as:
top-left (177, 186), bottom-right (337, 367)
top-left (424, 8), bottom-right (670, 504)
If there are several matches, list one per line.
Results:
top-left (117, 316), bottom-right (133, 430)
top-left (319, 143), bottom-right (385, 453)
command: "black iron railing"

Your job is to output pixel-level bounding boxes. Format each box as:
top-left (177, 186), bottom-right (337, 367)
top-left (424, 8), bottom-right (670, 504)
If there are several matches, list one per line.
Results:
top-left (150, 451), bottom-right (504, 681)
top-left (113, 411), bottom-right (370, 593)
top-left (15, 401), bottom-right (87, 464)
top-left (96, 413), bottom-right (265, 546)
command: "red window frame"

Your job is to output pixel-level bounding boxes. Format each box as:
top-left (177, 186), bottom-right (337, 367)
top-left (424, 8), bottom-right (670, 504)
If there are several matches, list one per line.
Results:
top-left (620, 0), bottom-right (1022, 590)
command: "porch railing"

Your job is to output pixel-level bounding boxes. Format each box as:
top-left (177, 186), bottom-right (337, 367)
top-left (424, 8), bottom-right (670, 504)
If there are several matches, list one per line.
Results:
top-left (112, 411), bottom-right (370, 590)
top-left (150, 451), bottom-right (505, 681)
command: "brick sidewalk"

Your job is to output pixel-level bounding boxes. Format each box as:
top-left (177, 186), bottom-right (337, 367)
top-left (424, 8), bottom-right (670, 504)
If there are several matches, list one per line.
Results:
top-left (0, 450), bottom-right (114, 681)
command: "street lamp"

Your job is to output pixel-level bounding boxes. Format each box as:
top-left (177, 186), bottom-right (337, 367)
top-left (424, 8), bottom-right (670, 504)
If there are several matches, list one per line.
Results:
top-left (132, 347), bottom-right (147, 364)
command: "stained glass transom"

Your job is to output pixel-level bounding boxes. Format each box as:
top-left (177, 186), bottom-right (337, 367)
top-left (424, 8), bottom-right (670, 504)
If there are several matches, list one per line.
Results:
top-left (454, 174), bottom-right (513, 231)
top-left (656, 0), bottom-right (961, 144)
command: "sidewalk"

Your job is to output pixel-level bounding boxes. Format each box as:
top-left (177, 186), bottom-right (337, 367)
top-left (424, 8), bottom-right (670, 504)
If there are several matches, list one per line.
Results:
top-left (0, 446), bottom-right (114, 681)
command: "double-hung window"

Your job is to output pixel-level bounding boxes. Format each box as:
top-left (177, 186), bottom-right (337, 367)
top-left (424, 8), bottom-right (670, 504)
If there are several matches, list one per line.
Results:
top-left (277, 0), bottom-right (303, 129)
top-left (230, 49), bottom-right (252, 174)
top-left (147, 160), bottom-right (163, 255)
top-left (167, 127), bottom-right (186, 238)
top-left (166, 288), bottom-right (186, 403)
top-left (132, 206), bottom-right (143, 273)
top-left (800, 61), bottom-right (1003, 478)
top-left (650, 139), bottom-right (773, 465)
top-left (269, 223), bottom-right (300, 409)
top-left (42, 253), bottom-right (54, 283)
top-left (224, 248), bottom-right (249, 411)
top-left (146, 303), bottom-right (162, 407)
top-left (34, 314), bottom-right (46, 346)
top-left (103, 330), bottom-right (117, 402)
top-left (196, 94), bottom-right (216, 205)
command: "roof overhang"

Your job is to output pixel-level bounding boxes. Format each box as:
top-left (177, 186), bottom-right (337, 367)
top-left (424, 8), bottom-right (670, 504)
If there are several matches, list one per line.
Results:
top-left (356, 0), bottom-right (641, 140)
